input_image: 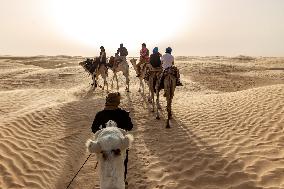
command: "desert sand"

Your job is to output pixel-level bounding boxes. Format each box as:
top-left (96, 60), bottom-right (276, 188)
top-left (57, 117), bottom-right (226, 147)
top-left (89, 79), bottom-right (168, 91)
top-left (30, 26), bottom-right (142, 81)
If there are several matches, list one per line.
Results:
top-left (0, 55), bottom-right (283, 189)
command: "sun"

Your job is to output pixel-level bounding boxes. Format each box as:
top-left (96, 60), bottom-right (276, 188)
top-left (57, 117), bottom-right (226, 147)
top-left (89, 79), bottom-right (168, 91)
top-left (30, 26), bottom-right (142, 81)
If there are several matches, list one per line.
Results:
top-left (47, 0), bottom-right (194, 51)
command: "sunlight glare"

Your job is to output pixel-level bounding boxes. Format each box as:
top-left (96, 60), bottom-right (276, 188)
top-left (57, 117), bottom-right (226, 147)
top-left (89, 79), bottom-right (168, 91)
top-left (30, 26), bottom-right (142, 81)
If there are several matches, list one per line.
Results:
top-left (48, 0), bottom-right (194, 50)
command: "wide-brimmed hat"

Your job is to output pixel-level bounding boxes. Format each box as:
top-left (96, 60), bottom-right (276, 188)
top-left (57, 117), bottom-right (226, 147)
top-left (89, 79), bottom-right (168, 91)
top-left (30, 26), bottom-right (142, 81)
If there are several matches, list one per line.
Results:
top-left (105, 92), bottom-right (121, 108)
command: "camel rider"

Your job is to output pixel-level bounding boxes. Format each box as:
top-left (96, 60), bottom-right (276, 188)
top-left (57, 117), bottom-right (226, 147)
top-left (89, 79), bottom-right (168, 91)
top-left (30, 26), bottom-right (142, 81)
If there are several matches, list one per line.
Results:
top-left (91, 92), bottom-right (133, 184)
top-left (136, 43), bottom-right (150, 77)
top-left (144, 47), bottom-right (162, 81)
top-left (117, 43), bottom-right (128, 62)
top-left (150, 47), bottom-right (162, 68)
top-left (99, 46), bottom-right (106, 65)
top-left (160, 47), bottom-right (183, 86)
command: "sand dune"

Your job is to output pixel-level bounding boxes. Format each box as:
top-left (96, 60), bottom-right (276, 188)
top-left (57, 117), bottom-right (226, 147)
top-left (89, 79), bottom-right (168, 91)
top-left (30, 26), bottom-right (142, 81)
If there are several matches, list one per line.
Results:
top-left (0, 56), bottom-right (283, 189)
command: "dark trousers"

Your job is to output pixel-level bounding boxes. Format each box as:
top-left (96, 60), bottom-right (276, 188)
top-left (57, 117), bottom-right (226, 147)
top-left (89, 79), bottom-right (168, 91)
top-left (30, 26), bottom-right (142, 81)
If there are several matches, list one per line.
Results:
top-left (124, 149), bottom-right (129, 180)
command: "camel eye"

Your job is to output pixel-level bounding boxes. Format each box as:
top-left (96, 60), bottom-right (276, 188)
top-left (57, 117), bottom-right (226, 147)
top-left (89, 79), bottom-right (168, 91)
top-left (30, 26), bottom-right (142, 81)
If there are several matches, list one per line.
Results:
top-left (112, 149), bottom-right (121, 156)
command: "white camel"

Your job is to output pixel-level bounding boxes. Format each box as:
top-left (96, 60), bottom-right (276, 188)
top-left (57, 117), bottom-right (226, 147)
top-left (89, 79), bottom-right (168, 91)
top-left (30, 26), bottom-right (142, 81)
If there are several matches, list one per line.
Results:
top-left (86, 121), bottom-right (134, 189)
top-left (109, 58), bottom-right (130, 92)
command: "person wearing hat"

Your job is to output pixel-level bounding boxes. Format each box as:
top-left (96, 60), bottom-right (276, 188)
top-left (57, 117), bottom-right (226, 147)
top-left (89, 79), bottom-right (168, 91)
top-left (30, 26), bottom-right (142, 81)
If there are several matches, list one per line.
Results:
top-left (91, 92), bottom-right (133, 133)
top-left (91, 92), bottom-right (133, 183)
top-left (160, 47), bottom-right (183, 86)
top-left (143, 47), bottom-right (162, 81)
top-left (149, 47), bottom-right (162, 68)
top-left (136, 43), bottom-right (150, 77)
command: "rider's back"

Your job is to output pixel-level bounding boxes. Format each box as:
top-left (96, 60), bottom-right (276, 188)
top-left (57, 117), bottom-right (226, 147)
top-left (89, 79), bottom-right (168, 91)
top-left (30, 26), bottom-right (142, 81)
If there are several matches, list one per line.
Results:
top-left (150, 53), bottom-right (161, 68)
top-left (92, 108), bottom-right (133, 133)
top-left (161, 53), bottom-right (174, 70)
top-left (118, 47), bottom-right (128, 56)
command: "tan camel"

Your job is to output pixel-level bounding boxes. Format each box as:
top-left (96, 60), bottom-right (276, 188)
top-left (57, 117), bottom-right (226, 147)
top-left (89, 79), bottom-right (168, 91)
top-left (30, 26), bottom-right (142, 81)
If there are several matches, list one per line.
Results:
top-left (109, 58), bottom-right (130, 92)
top-left (94, 63), bottom-right (109, 92)
top-left (156, 68), bottom-right (176, 128)
top-left (79, 58), bottom-right (109, 92)
top-left (130, 58), bottom-right (149, 95)
top-left (86, 120), bottom-right (134, 189)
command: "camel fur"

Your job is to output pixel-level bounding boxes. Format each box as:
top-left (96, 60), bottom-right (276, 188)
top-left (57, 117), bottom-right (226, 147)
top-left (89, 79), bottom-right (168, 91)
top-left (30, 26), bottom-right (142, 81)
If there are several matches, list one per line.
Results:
top-left (86, 121), bottom-right (134, 189)
top-left (109, 58), bottom-right (130, 92)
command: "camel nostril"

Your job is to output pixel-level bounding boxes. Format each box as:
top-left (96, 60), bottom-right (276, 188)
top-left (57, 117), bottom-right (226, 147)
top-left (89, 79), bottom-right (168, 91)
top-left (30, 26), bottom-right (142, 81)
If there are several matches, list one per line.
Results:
top-left (112, 149), bottom-right (121, 156)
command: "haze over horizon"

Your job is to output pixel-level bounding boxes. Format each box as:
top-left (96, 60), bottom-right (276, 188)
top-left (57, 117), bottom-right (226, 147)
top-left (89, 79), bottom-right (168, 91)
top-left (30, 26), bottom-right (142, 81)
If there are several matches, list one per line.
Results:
top-left (0, 0), bottom-right (283, 57)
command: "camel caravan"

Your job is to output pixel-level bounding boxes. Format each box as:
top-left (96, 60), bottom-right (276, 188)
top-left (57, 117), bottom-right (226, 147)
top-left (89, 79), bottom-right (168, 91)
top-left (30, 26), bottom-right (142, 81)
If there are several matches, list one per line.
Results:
top-left (79, 43), bottom-right (182, 128)
top-left (78, 43), bottom-right (183, 189)
top-left (79, 44), bottom-right (130, 92)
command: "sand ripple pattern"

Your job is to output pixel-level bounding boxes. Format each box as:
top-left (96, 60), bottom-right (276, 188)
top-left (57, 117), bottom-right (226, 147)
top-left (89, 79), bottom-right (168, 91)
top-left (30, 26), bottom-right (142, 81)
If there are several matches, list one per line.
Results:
top-left (0, 56), bottom-right (283, 189)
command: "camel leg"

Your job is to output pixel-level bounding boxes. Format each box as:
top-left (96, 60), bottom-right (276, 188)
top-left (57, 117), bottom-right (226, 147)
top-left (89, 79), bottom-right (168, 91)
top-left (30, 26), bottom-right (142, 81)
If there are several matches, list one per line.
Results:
top-left (166, 97), bottom-right (172, 128)
top-left (155, 90), bottom-right (160, 120)
top-left (91, 74), bottom-right (97, 89)
top-left (104, 77), bottom-right (108, 92)
top-left (124, 72), bottom-right (130, 92)
top-left (165, 78), bottom-right (172, 128)
top-left (147, 81), bottom-right (151, 103)
top-left (112, 72), bottom-right (118, 90)
top-left (115, 74), bottom-right (119, 90)
top-left (150, 80), bottom-right (155, 112)
top-left (111, 73), bottom-right (114, 89)
top-left (139, 79), bottom-right (144, 94)
top-left (155, 80), bottom-right (161, 119)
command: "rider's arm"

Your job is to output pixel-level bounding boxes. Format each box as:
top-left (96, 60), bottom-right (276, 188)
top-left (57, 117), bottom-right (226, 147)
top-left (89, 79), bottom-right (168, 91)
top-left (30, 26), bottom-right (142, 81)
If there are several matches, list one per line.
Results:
top-left (91, 112), bottom-right (103, 133)
top-left (121, 110), bottom-right (133, 131)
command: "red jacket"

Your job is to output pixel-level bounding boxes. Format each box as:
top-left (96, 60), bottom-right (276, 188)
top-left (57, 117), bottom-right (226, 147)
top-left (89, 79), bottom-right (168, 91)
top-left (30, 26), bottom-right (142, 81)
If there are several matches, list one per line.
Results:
top-left (140, 47), bottom-right (149, 63)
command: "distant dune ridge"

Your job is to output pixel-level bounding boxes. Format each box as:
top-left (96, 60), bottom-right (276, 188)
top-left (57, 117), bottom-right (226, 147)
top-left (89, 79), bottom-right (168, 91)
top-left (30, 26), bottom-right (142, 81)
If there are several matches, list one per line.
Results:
top-left (0, 56), bottom-right (283, 189)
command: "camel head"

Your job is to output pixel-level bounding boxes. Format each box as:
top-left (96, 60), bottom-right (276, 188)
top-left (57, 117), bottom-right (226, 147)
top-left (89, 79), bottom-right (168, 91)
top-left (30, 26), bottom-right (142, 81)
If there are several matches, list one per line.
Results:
top-left (86, 121), bottom-right (134, 189)
top-left (129, 58), bottom-right (137, 66)
top-left (79, 58), bottom-right (93, 66)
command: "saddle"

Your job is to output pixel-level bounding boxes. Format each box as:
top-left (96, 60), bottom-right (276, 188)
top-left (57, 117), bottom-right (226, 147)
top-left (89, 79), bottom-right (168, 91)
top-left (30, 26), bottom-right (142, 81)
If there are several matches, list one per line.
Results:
top-left (144, 65), bottom-right (162, 81)
top-left (108, 56), bottom-right (123, 68)
top-left (158, 66), bottom-right (178, 90)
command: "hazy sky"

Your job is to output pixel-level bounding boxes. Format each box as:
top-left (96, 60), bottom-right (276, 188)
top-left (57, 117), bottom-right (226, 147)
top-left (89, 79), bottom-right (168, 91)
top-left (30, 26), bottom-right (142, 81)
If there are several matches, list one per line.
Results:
top-left (0, 0), bottom-right (283, 56)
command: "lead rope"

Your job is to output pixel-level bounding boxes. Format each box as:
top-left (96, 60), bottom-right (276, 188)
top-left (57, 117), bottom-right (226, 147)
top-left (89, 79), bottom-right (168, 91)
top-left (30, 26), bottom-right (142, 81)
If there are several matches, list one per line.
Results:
top-left (66, 154), bottom-right (98, 189)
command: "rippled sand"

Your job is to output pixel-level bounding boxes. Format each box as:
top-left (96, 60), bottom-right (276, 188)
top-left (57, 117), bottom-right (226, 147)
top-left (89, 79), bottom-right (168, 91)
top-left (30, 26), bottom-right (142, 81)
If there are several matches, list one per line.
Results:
top-left (0, 56), bottom-right (283, 189)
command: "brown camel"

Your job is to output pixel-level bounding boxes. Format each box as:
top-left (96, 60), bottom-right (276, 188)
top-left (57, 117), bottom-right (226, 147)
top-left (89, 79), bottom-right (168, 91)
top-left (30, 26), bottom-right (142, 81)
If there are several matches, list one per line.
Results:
top-left (156, 68), bottom-right (176, 128)
top-left (79, 58), bottom-right (108, 91)
top-left (147, 66), bottom-right (162, 113)
top-left (130, 58), bottom-right (149, 94)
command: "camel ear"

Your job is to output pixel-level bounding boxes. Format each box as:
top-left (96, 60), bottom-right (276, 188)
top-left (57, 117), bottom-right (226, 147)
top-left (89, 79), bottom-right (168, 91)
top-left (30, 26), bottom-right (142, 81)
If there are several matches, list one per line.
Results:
top-left (118, 128), bottom-right (127, 135)
top-left (94, 129), bottom-right (103, 140)
top-left (121, 134), bottom-right (134, 150)
top-left (86, 139), bottom-right (101, 154)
